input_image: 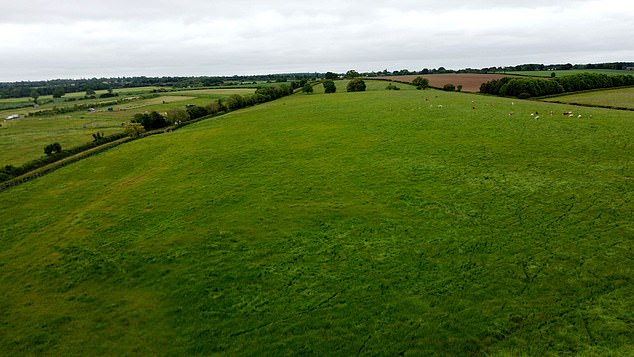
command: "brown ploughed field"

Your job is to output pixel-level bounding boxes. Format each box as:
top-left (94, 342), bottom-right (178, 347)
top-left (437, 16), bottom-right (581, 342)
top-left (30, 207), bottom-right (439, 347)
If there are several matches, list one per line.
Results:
top-left (378, 73), bottom-right (518, 92)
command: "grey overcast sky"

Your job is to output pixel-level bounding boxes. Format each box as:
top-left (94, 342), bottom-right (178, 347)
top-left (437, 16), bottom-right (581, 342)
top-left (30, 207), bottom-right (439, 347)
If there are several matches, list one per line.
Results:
top-left (1, 0), bottom-right (632, 81)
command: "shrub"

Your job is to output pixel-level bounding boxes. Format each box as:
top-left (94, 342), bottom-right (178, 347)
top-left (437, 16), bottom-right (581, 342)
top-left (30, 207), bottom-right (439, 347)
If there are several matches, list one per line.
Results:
top-left (303, 83), bottom-right (314, 94)
top-left (386, 83), bottom-right (400, 90)
top-left (347, 78), bottom-right (366, 92)
top-left (443, 83), bottom-right (456, 91)
top-left (323, 80), bottom-right (336, 93)
top-left (132, 111), bottom-right (168, 130)
top-left (412, 76), bottom-right (429, 89)
top-left (44, 143), bottom-right (62, 156)
top-left (186, 106), bottom-right (210, 120)
top-left (457, 84), bottom-right (463, 92)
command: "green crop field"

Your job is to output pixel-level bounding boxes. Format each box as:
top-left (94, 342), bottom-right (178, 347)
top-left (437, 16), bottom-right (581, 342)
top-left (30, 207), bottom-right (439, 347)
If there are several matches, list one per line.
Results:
top-left (1, 84), bottom-right (633, 355)
top-left (0, 88), bottom-right (255, 166)
top-left (542, 87), bottom-right (634, 109)
top-left (501, 69), bottom-right (633, 78)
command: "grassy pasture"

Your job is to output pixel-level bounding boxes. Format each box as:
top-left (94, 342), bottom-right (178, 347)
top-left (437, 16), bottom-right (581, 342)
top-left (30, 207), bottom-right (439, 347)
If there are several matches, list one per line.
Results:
top-left (311, 79), bottom-right (416, 94)
top-left (1, 88), bottom-right (633, 355)
top-left (0, 89), bottom-right (254, 166)
top-left (502, 69), bottom-right (633, 77)
top-left (541, 87), bottom-right (634, 109)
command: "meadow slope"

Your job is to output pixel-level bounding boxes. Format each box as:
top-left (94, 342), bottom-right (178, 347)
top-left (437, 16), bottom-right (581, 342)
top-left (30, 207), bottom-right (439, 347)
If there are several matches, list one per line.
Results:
top-left (1, 87), bottom-right (633, 355)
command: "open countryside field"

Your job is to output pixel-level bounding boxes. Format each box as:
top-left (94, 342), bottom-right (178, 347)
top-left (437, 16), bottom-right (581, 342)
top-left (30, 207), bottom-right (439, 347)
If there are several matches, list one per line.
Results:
top-left (312, 79), bottom-right (416, 94)
top-left (380, 74), bottom-right (519, 92)
top-left (1, 85), bottom-right (632, 355)
top-left (542, 86), bottom-right (634, 109)
top-left (0, 88), bottom-right (255, 166)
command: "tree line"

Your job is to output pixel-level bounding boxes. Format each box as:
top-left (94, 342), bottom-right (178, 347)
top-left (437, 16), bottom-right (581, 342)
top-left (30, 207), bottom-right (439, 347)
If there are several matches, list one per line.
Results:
top-left (0, 74), bottom-right (315, 99)
top-left (479, 73), bottom-right (634, 98)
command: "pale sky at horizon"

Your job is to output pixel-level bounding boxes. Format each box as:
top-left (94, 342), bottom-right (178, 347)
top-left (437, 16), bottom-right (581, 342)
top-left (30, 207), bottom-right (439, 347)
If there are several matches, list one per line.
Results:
top-left (1, 0), bottom-right (632, 81)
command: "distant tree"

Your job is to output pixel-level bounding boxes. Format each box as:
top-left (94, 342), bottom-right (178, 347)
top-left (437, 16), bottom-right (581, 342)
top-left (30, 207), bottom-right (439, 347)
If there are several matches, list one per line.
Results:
top-left (30, 89), bottom-right (40, 104)
top-left (386, 83), bottom-right (400, 90)
top-left (123, 123), bottom-right (145, 137)
top-left (186, 105), bottom-right (210, 120)
top-left (44, 142), bottom-right (62, 155)
top-left (347, 78), bottom-right (366, 92)
top-left (166, 109), bottom-right (190, 125)
top-left (303, 83), bottom-right (314, 94)
top-left (206, 101), bottom-right (225, 115)
top-left (92, 132), bottom-right (105, 142)
top-left (85, 89), bottom-right (96, 96)
top-left (442, 83), bottom-right (456, 91)
top-left (323, 80), bottom-right (336, 93)
top-left (456, 84), bottom-right (463, 92)
top-left (52, 87), bottom-right (65, 98)
top-left (132, 111), bottom-right (168, 130)
top-left (345, 70), bottom-right (360, 79)
top-left (550, 72), bottom-right (556, 78)
top-left (226, 94), bottom-right (246, 110)
top-left (325, 72), bottom-right (338, 80)
top-left (412, 76), bottom-right (429, 89)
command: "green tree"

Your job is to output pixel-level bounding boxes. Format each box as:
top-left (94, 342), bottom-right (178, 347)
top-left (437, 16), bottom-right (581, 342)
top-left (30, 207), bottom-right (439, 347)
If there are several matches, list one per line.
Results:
top-left (412, 76), bottom-right (429, 89)
top-left (323, 80), bottom-right (336, 93)
top-left (345, 70), bottom-right (360, 79)
top-left (44, 142), bottom-right (62, 155)
top-left (132, 111), bottom-right (168, 130)
top-left (347, 78), bottom-right (366, 92)
top-left (166, 109), bottom-right (190, 125)
top-left (85, 89), bottom-right (96, 96)
top-left (123, 123), bottom-right (145, 137)
top-left (52, 87), bottom-right (65, 98)
top-left (303, 83), bottom-right (314, 94)
top-left (30, 89), bottom-right (40, 104)
top-left (442, 83), bottom-right (456, 91)
top-left (325, 72), bottom-right (338, 80)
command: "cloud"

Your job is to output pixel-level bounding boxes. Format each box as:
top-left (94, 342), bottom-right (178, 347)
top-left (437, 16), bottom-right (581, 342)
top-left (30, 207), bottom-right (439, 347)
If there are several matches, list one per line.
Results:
top-left (1, 0), bottom-right (632, 81)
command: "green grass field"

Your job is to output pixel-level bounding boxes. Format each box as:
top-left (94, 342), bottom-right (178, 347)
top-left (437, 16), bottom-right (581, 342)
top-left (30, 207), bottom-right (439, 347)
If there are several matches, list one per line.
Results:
top-left (501, 69), bottom-right (633, 78)
top-left (1, 85), bottom-right (633, 355)
top-left (0, 88), bottom-right (255, 167)
top-left (542, 87), bottom-right (634, 109)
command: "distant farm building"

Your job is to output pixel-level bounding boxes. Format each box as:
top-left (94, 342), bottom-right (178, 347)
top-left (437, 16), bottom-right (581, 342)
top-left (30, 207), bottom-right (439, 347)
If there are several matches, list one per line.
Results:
top-left (625, 67), bottom-right (634, 71)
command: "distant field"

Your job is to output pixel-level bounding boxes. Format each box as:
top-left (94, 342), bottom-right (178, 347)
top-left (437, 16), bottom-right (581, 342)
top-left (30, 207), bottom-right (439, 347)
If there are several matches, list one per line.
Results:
top-left (0, 115), bottom-right (124, 166)
top-left (1, 88), bottom-right (632, 355)
top-left (542, 87), bottom-right (634, 109)
top-left (312, 79), bottom-right (418, 94)
top-left (173, 88), bottom-right (255, 97)
top-left (0, 88), bottom-right (257, 166)
top-left (502, 69), bottom-right (634, 77)
top-left (378, 74), bottom-right (519, 92)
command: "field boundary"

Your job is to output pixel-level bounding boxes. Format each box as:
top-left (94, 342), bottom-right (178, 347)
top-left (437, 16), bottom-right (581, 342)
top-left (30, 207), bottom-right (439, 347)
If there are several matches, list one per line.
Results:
top-left (1, 98), bottom-right (276, 192)
top-left (0, 137), bottom-right (132, 192)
